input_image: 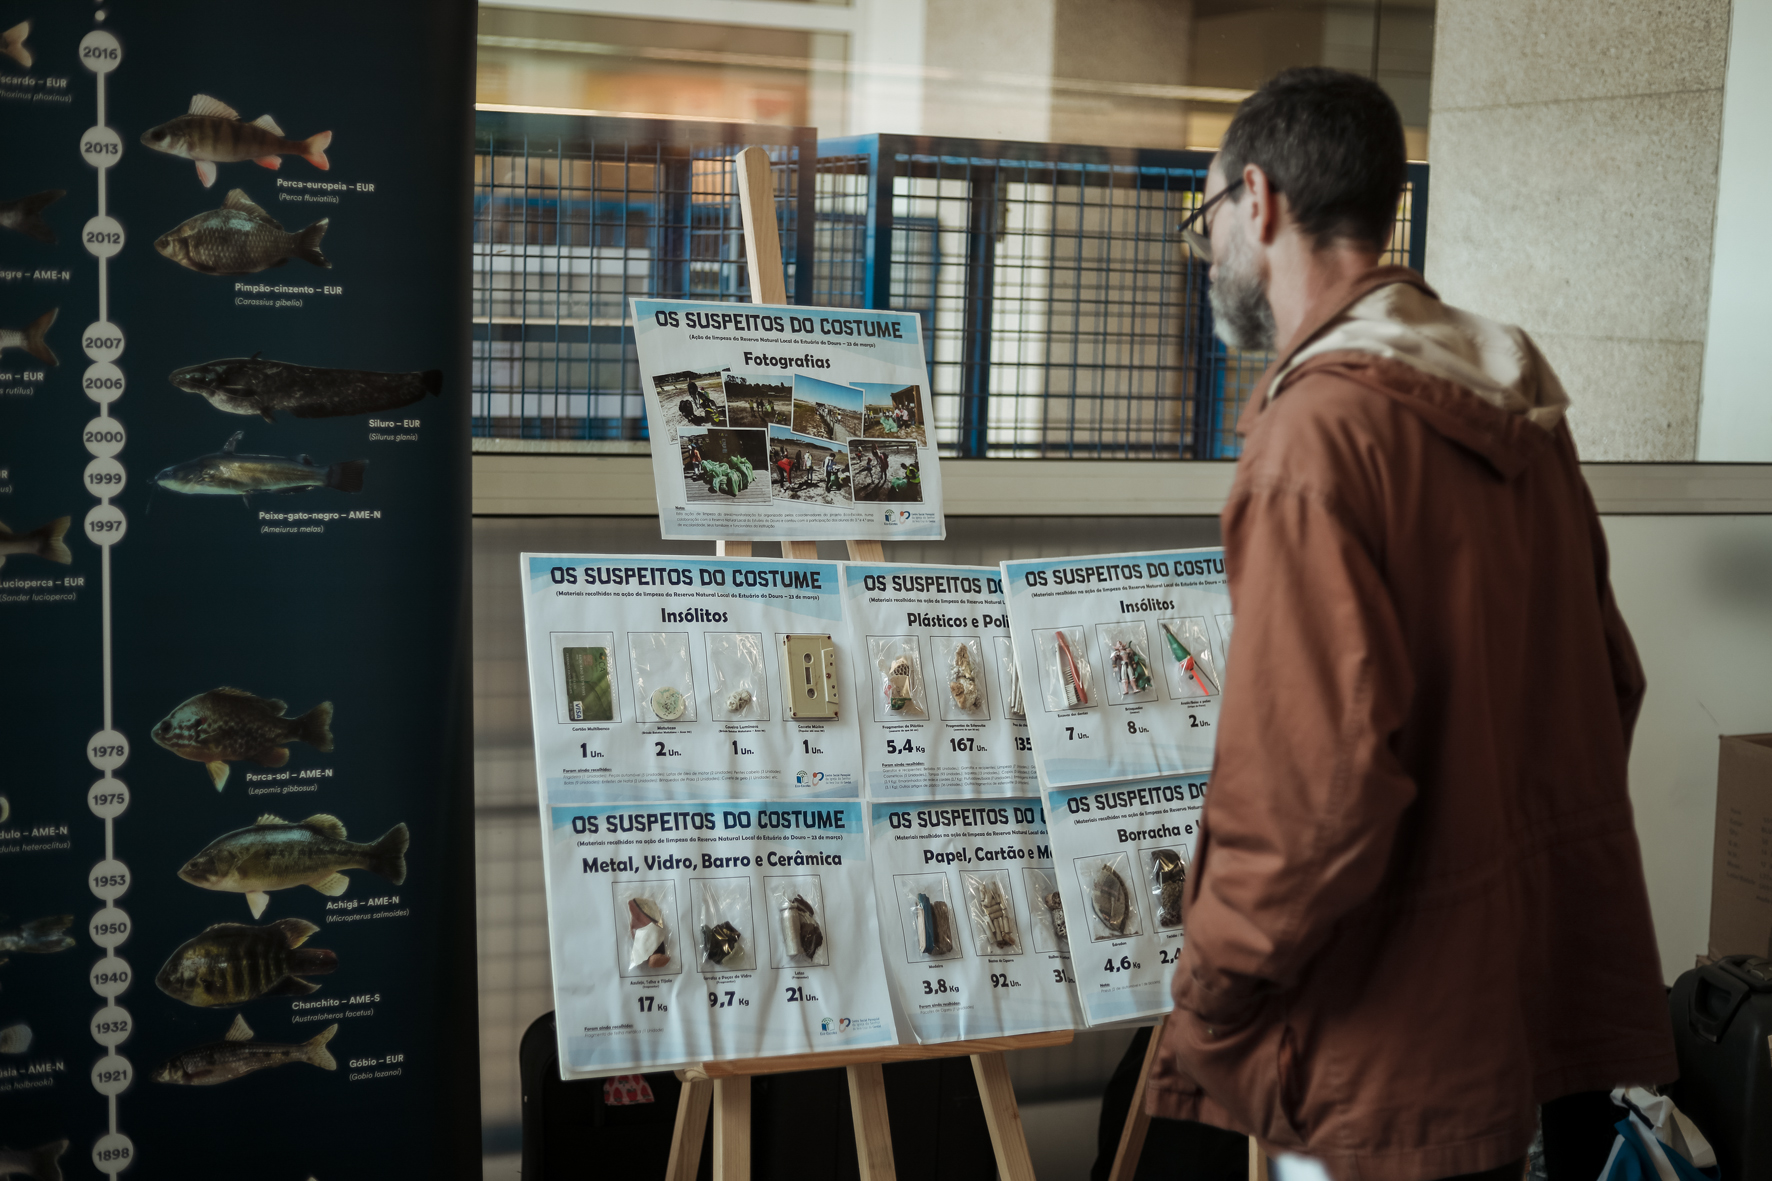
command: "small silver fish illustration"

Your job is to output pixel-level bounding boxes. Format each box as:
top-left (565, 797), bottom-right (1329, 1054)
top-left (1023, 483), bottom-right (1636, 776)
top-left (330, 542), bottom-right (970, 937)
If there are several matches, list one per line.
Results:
top-left (154, 431), bottom-right (365, 499)
top-left (0, 21), bottom-right (31, 69)
top-left (178, 813), bottom-right (407, 920)
top-left (155, 189), bottom-right (328, 275)
top-left (0, 189), bottom-right (63, 243)
top-left (141, 95), bottom-right (331, 189)
top-left (0, 915), bottom-right (75, 960)
top-left (153, 1013), bottom-right (337, 1085)
top-left (152, 687), bottom-right (334, 791)
top-left (0, 1023), bottom-right (31, 1054)
top-left (0, 516), bottom-right (70, 572)
top-left (0, 308), bottom-right (56, 366)
top-left (0, 1139), bottom-right (66, 1181)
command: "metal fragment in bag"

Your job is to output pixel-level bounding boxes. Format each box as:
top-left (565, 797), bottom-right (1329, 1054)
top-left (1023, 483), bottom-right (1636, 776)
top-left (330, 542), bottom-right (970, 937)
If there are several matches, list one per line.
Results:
top-left (1151, 848), bottom-right (1186, 928)
top-left (779, 894), bottom-right (825, 960)
top-left (627, 898), bottom-right (670, 969)
top-left (1091, 865), bottom-right (1132, 935)
top-left (1042, 890), bottom-right (1068, 942)
top-left (916, 892), bottom-right (954, 956)
top-left (980, 881), bottom-right (1016, 949)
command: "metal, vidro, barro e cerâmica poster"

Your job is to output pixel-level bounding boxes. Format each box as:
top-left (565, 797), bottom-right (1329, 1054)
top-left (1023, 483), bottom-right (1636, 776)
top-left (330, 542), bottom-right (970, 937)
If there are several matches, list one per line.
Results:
top-left (0, 3), bottom-right (479, 1177)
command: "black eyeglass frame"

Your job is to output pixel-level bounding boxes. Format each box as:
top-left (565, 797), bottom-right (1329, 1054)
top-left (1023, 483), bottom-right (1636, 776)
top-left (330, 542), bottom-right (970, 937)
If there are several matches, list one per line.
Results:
top-left (1177, 177), bottom-right (1245, 262)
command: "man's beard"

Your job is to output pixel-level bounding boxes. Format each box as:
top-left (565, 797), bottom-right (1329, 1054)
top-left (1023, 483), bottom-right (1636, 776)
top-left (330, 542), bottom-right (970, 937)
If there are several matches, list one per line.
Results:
top-left (1208, 228), bottom-right (1277, 351)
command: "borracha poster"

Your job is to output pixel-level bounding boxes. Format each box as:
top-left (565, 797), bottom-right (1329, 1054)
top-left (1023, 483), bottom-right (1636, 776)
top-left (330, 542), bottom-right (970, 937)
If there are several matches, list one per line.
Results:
top-left (0, 3), bottom-right (479, 1177)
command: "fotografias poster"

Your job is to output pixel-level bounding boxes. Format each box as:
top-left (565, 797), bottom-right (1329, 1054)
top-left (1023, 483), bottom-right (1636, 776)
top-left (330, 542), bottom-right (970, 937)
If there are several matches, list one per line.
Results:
top-left (0, 3), bottom-right (479, 1177)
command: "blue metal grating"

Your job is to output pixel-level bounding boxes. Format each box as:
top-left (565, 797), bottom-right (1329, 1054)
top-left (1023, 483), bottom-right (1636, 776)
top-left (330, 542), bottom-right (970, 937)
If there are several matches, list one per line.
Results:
top-left (471, 112), bottom-right (817, 440)
top-left (816, 134), bottom-right (1429, 460)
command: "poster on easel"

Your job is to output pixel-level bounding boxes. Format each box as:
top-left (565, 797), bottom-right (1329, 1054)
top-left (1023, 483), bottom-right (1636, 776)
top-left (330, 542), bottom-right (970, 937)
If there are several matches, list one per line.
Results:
top-left (630, 299), bottom-right (945, 542)
top-left (0, 1), bottom-right (480, 1176)
top-left (522, 552), bottom-right (902, 1071)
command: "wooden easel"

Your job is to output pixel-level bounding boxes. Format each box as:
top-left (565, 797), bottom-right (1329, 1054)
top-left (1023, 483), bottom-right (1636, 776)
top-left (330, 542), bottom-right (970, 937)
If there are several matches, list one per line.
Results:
top-left (656, 145), bottom-right (1070, 1181)
top-left (672, 149), bottom-right (1269, 1181)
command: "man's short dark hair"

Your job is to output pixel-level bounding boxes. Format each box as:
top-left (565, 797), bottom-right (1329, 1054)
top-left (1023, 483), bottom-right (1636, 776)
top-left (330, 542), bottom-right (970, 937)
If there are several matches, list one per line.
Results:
top-left (1218, 67), bottom-right (1406, 252)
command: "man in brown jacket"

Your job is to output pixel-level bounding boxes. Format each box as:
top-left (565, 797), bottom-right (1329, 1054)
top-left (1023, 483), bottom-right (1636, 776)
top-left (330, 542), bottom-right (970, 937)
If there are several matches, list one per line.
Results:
top-left (1149, 68), bottom-right (1677, 1180)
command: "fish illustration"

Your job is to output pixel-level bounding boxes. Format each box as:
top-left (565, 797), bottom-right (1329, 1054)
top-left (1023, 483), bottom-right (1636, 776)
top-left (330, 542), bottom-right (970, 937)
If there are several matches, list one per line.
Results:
top-left (156, 918), bottom-right (338, 1007)
top-left (169, 354), bottom-right (442, 422)
top-left (0, 21), bottom-right (31, 69)
top-left (0, 516), bottom-right (71, 572)
top-left (141, 95), bottom-right (331, 189)
top-left (0, 190), bottom-right (63, 244)
top-left (153, 1013), bottom-right (337, 1085)
top-left (0, 1140), bottom-right (66, 1181)
top-left (152, 687), bottom-right (334, 791)
top-left (0, 915), bottom-right (75, 962)
top-left (0, 308), bottom-right (56, 366)
top-left (177, 813), bottom-right (408, 919)
top-left (0, 1023), bottom-right (31, 1054)
top-left (154, 431), bottom-right (365, 499)
top-left (154, 189), bottom-right (328, 275)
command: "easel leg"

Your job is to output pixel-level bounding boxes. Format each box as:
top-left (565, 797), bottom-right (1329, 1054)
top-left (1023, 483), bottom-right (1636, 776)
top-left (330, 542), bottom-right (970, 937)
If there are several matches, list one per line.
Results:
top-left (666, 1076), bottom-right (713, 1181)
top-left (1249, 1135), bottom-right (1269, 1181)
top-left (970, 1051), bottom-right (1037, 1181)
top-left (1108, 1017), bottom-right (1166, 1181)
top-left (846, 1061), bottom-right (898, 1181)
top-left (713, 1075), bottom-right (751, 1181)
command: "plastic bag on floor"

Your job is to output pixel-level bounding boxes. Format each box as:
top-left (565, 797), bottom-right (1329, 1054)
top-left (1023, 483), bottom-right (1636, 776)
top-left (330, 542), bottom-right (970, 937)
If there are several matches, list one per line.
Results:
top-left (1599, 1085), bottom-right (1718, 1181)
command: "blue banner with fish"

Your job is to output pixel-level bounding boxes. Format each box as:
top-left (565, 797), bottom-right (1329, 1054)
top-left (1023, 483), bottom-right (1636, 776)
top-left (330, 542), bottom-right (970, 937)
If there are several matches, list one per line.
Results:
top-left (0, 2), bottom-right (479, 1178)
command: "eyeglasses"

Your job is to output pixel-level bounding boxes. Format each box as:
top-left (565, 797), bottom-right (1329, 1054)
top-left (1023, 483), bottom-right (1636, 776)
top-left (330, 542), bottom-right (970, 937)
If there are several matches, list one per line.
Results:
top-left (1176, 177), bottom-right (1244, 263)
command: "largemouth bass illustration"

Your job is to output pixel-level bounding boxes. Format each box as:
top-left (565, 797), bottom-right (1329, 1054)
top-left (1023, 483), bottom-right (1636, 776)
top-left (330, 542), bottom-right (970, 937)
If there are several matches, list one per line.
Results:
top-left (0, 516), bottom-right (71, 572)
top-left (155, 189), bottom-right (328, 275)
top-left (0, 308), bottom-right (56, 365)
top-left (154, 431), bottom-right (365, 499)
top-left (152, 687), bottom-right (334, 791)
top-left (141, 95), bottom-right (331, 189)
top-left (153, 1013), bottom-right (337, 1085)
top-left (0, 21), bottom-right (31, 69)
top-left (156, 918), bottom-right (338, 1007)
top-left (0, 1140), bottom-right (66, 1181)
top-left (178, 813), bottom-right (408, 919)
top-left (0, 189), bottom-right (63, 244)
top-left (0, 915), bottom-right (75, 968)
top-left (170, 353), bottom-right (443, 422)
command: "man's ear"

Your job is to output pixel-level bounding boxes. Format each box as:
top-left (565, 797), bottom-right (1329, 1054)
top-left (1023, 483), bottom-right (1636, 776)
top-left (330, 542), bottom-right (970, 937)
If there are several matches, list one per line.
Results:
top-left (1241, 163), bottom-right (1281, 245)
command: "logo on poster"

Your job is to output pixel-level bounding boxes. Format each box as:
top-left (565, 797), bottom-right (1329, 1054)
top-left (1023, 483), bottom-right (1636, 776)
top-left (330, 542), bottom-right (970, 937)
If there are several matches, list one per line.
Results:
top-left (794, 770), bottom-right (826, 787)
top-left (818, 1017), bottom-right (853, 1034)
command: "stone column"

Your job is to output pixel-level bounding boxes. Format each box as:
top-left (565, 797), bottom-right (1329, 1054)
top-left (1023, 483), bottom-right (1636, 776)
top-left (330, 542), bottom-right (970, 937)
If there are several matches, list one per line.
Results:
top-left (1425, 0), bottom-right (1731, 460)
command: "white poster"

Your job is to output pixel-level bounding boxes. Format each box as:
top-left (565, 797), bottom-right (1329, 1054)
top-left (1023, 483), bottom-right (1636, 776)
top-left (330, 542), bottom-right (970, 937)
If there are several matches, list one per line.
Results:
top-left (632, 299), bottom-right (944, 541)
top-left (1044, 777), bottom-right (1206, 1025)
top-left (868, 801), bottom-right (1081, 1041)
top-left (1000, 549), bottom-right (1231, 790)
top-left (544, 800), bottom-right (896, 1076)
top-left (841, 563), bottom-right (1036, 799)
top-left (520, 554), bottom-right (866, 804)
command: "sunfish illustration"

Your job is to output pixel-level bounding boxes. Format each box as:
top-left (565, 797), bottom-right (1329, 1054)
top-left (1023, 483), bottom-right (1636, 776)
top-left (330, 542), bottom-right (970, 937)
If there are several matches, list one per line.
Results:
top-left (156, 918), bottom-right (338, 1007)
top-left (0, 190), bottom-right (63, 244)
top-left (153, 1013), bottom-right (337, 1085)
top-left (0, 915), bottom-right (75, 968)
top-left (0, 516), bottom-right (71, 572)
top-left (155, 189), bottom-right (328, 275)
top-left (169, 353), bottom-right (442, 422)
top-left (0, 308), bottom-right (56, 366)
top-left (154, 431), bottom-right (365, 499)
top-left (0, 1023), bottom-right (32, 1055)
top-left (0, 21), bottom-right (31, 69)
top-left (0, 1140), bottom-right (66, 1181)
top-left (152, 687), bottom-right (334, 791)
top-left (141, 95), bottom-right (332, 188)
top-left (177, 813), bottom-right (408, 919)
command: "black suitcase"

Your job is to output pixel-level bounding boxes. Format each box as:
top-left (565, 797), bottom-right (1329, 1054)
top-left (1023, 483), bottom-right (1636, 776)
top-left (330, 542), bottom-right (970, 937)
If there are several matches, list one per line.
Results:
top-left (1666, 954), bottom-right (1772, 1180)
top-left (518, 1012), bottom-right (711, 1181)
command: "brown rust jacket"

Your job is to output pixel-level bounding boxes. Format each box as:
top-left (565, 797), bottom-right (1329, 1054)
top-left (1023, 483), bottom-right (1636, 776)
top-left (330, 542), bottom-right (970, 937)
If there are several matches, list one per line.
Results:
top-left (1147, 267), bottom-right (1677, 1180)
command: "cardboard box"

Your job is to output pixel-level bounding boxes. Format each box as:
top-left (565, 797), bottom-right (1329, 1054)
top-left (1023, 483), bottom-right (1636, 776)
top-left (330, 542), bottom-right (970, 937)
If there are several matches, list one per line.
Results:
top-left (1710, 734), bottom-right (1772, 961)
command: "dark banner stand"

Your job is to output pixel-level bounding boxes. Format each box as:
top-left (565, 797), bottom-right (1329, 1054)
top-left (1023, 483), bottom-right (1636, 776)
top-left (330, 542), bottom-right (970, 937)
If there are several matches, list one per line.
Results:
top-left (0, 3), bottom-right (480, 1177)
